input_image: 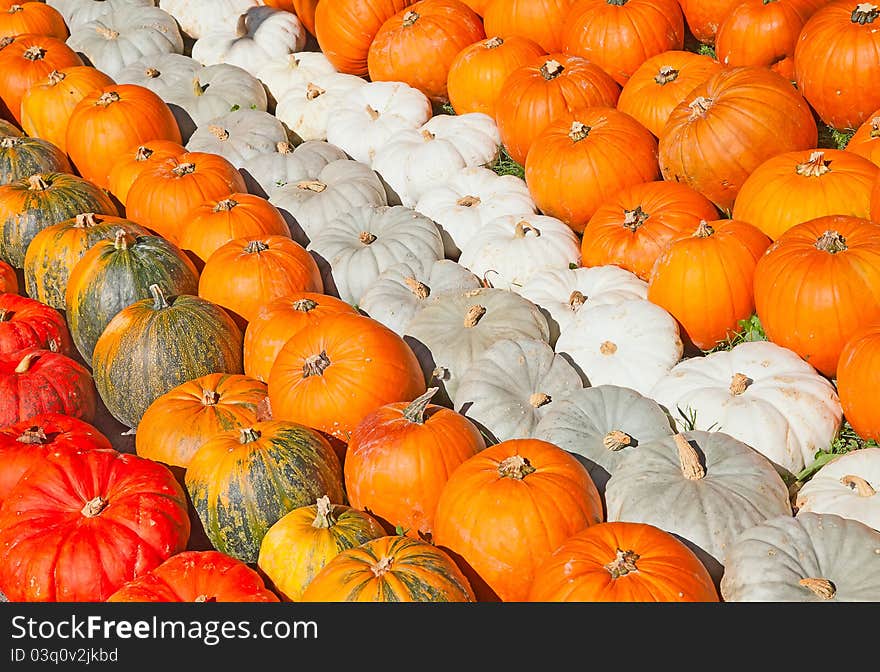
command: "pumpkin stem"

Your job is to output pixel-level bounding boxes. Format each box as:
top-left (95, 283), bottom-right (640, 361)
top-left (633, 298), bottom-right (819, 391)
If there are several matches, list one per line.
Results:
top-left (193, 77), bottom-right (209, 96)
top-left (296, 179), bottom-right (327, 193)
top-left (402, 10), bottom-right (420, 26)
top-left (498, 455), bottom-right (536, 480)
top-left (359, 231), bottom-right (377, 245)
top-left (47, 70), bottom-right (66, 85)
top-left (172, 162), bottom-right (196, 176)
top-left (276, 141), bottom-right (294, 154)
top-left (600, 341), bottom-right (618, 355)
top-left (622, 206), bottom-right (648, 231)
top-left (371, 556), bottom-right (394, 577)
top-left (145, 67), bottom-right (160, 78)
top-left (245, 240), bottom-right (270, 254)
top-left (568, 290), bottom-right (587, 311)
top-left (81, 496), bottom-right (108, 518)
top-left (0, 36), bottom-right (13, 50)
top-left (485, 36), bottom-right (504, 49)
top-left (673, 433), bottom-right (705, 480)
top-left (729, 373), bottom-right (751, 395)
top-left (74, 213), bottom-right (99, 228)
top-left (421, 129), bottom-right (436, 142)
top-left (239, 427), bottom-right (261, 444)
top-left (402, 387), bottom-right (439, 424)
top-left (515, 220), bottom-right (541, 238)
top-left (463, 304), bottom-right (486, 328)
top-left (148, 284), bottom-right (169, 310)
top-left (202, 389), bottom-right (220, 406)
top-left (604, 548), bottom-right (640, 578)
top-left (404, 276), bottom-right (430, 299)
top-left (365, 105), bottom-right (380, 121)
top-left (870, 116), bottom-right (880, 138)
top-left (694, 220), bottom-right (714, 237)
top-left (113, 229), bottom-right (132, 250)
top-left (303, 350), bottom-right (331, 377)
top-left (852, 3), bottom-right (879, 24)
top-left (16, 426), bottom-right (49, 444)
top-left (568, 121), bottom-right (591, 142)
top-left (456, 195), bottom-right (481, 207)
top-left (795, 151), bottom-right (831, 177)
top-left (603, 430), bottom-right (632, 451)
top-left (293, 298), bottom-right (318, 312)
top-left (208, 125), bottom-right (230, 141)
top-left (654, 66), bottom-right (679, 85)
top-left (135, 146), bottom-right (154, 161)
top-left (815, 230), bottom-right (847, 253)
top-left (688, 96), bottom-right (713, 121)
top-left (235, 12), bottom-right (249, 38)
top-left (0, 137), bottom-right (18, 148)
top-left (540, 59), bottom-right (564, 80)
top-left (213, 198), bottom-right (238, 212)
top-left (0, 309), bottom-right (8, 322)
top-left (95, 26), bottom-right (120, 40)
top-left (606, 0), bottom-right (629, 5)
top-left (8, 5), bottom-right (23, 12)
top-left (22, 45), bottom-right (46, 61)
top-left (14, 352), bottom-right (39, 374)
top-left (840, 474), bottom-right (876, 497)
top-left (27, 174), bottom-right (49, 191)
top-left (311, 495), bottom-right (336, 529)
top-left (306, 82), bottom-right (325, 100)
top-left (798, 577), bottom-right (836, 599)
top-left (96, 91), bottom-right (121, 107)
top-left (193, 594), bottom-right (216, 602)
top-left (529, 392), bottom-right (551, 408)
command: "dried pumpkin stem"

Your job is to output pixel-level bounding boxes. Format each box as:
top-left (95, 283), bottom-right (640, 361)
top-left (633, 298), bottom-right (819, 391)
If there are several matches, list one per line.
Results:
top-left (145, 67), bottom-right (160, 78)
top-left (296, 180), bottom-right (327, 193)
top-left (464, 304), bottom-right (486, 327)
top-left (194, 594), bottom-right (216, 602)
top-left (485, 36), bottom-right (504, 49)
top-left (96, 91), bottom-right (120, 107)
top-left (74, 213), bottom-right (99, 228)
top-left (214, 198), bottom-right (238, 212)
top-left (815, 230), bottom-right (847, 253)
top-left (456, 195), bottom-right (481, 207)
top-left (871, 117), bottom-right (880, 138)
top-left (0, 309), bottom-right (8, 322)
top-left (365, 105), bottom-right (380, 121)
top-left (603, 430), bottom-right (632, 451)
top-left (654, 66), bottom-right (679, 85)
top-left (149, 284), bottom-right (169, 310)
top-left (529, 392), bottom-right (551, 408)
top-left (293, 298), bottom-right (318, 312)
top-left (540, 59), bottom-right (564, 80)
top-left (306, 82), bottom-right (325, 100)
top-left (607, 0), bottom-right (630, 5)
top-left (193, 77), bottom-right (209, 96)
top-left (694, 220), bottom-right (714, 237)
top-left (404, 276), bottom-right (430, 299)
top-left (113, 229), bottom-right (132, 250)
top-left (799, 577), bottom-right (836, 599)
top-left (403, 387), bottom-right (439, 424)
top-left (673, 433), bottom-right (706, 480)
top-left (311, 495), bottom-right (336, 529)
top-left (796, 151), bottom-right (831, 177)
top-left (605, 549), bottom-right (640, 578)
top-left (172, 162), bottom-right (196, 176)
top-left (81, 496), bottom-right (108, 518)
top-left (135, 146), bottom-right (153, 161)
top-left (498, 455), bottom-right (536, 479)
top-left (14, 352), bottom-right (39, 374)
top-left (95, 26), bottom-right (120, 40)
top-left (277, 141), bottom-right (294, 154)
top-left (208, 125), bottom-right (230, 141)
top-left (235, 13), bottom-right (249, 38)
top-left (840, 474), bottom-right (876, 497)
top-left (852, 3), bottom-right (879, 24)
top-left (359, 231), bottom-right (377, 245)
top-left (402, 10), bottom-right (420, 26)
top-left (8, 5), bottom-right (23, 12)
top-left (622, 205), bottom-right (648, 231)
top-left (600, 341), bottom-right (618, 355)
top-left (22, 45), bottom-right (46, 61)
top-left (239, 427), bottom-right (261, 444)
top-left (16, 427), bottom-right (48, 444)
top-left (0, 36), bottom-right (13, 50)
top-left (688, 96), bottom-right (713, 121)
top-left (514, 220), bottom-right (541, 238)
top-left (729, 373), bottom-right (751, 395)
top-left (245, 240), bottom-right (270, 254)
top-left (27, 174), bottom-right (49, 191)
top-left (201, 389), bottom-right (220, 406)
top-left (568, 122), bottom-right (591, 142)
top-left (371, 556), bottom-right (393, 577)
top-left (303, 350), bottom-right (331, 377)
top-left (568, 290), bottom-right (587, 310)
top-left (0, 137), bottom-right (18, 148)
top-left (47, 70), bottom-right (66, 85)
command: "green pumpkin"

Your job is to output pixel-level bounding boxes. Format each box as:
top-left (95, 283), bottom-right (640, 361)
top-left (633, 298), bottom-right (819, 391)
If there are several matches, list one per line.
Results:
top-left (91, 284), bottom-right (244, 430)
top-left (65, 230), bottom-right (200, 365)
top-left (0, 121), bottom-right (23, 138)
top-left (0, 136), bottom-right (71, 186)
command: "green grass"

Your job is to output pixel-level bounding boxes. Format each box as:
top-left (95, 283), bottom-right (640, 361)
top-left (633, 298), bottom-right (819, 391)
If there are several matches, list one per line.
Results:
top-left (817, 124), bottom-right (855, 150)
top-left (493, 146), bottom-right (525, 179)
top-left (795, 422), bottom-right (878, 483)
top-left (702, 315), bottom-right (768, 354)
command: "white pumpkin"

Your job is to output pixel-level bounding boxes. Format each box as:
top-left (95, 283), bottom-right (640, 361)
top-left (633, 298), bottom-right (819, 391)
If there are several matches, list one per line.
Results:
top-left (48, 0), bottom-right (157, 32)
top-left (359, 258), bottom-right (482, 336)
top-left (275, 73), bottom-right (367, 143)
top-left (255, 52), bottom-right (338, 106)
top-left (186, 108), bottom-right (289, 168)
top-left (325, 80), bottom-right (432, 165)
top-left (158, 0), bottom-right (261, 40)
top-left (65, 6), bottom-right (184, 79)
top-left (454, 337), bottom-right (584, 444)
top-left (306, 204), bottom-right (444, 306)
top-left (555, 299), bottom-right (683, 396)
top-left (518, 265), bottom-right (649, 346)
top-left (191, 7), bottom-right (307, 78)
top-left (414, 166), bottom-right (537, 260)
top-left (795, 448), bottom-right (880, 532)
top-left (457, 214), bottom-right (581, 292)
top-left (371, 113), bottom-right (502, 207)
top-left (239, 139), bottom-right (347, 199)
top-left (648, 340), bottom-right (843, 477)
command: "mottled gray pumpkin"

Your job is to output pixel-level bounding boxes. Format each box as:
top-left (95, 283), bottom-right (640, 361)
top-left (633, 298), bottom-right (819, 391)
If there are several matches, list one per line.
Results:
top-left (0, 136), bottom-right (71, 187)
top-left (238, 139), bottom-right (346, 200)
top-left (186, 108), bottom-right (289, 168)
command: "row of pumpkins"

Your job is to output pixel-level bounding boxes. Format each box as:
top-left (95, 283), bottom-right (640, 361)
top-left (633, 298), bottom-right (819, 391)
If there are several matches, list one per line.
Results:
top-left (0, 0), bottom-right (878, 603)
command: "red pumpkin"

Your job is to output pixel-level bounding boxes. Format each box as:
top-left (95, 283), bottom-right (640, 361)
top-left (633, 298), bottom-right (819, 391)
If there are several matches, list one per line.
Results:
top-left (0, 2), bottom-right (67, 40)
top-left (0, 259), bottom-right (15, 293)
top-left (106, 139), bottom-right (187, 207)
top-left (0, 292), bottom-right (71, 355)
top-left (482, 0), bottom-right (578, 53)
top-left (837, 324), bottom-right (880, 441)
top-left (677, 0), bottom-right (741, 44)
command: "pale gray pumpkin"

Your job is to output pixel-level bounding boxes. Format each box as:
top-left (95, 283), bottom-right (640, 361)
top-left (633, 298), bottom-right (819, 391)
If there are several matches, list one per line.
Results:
top-left (255, 52), bottom-right (338, 107)
top-left (720, 513), bottom-right (880, 602)
top-left (533, 385), bottom-right (675, 498)
top-left (604, 430), bottom-right (793, 584)
top-left (270, 158), bottom-right (388, 246)
top-left (48, 0), bottom-right (157, 32)
top-left (275, 73), bottom-right (368, 143)
top-left (239, 140), bottom-right (347, 199)
top-left (186, 108), bottom-right (289, 168)
top-left (358, 258), bottom-right (481, 336)
top-left (159, 0), bottom-right (261, 40)
top-left (453, 337), bottom-right (583, 444)
top-left (306, 204), bottom-right (443, 306)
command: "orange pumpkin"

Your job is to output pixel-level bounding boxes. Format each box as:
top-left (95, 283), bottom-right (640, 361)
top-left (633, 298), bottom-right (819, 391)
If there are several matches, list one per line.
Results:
top-left (106, 139), bottom-right (187, 207)
top-left (292, 0), bottom-right (320, 35)
top-left (0, 258), bottom-right (15, 293)
top-left (0, 2), bottom-right (67, 40)
top-left (528, 521), bottom-right (720, 602)
top-left (754, 215), bottom-right (880, 377)
top-left (482, 0), bottom-right (578, 53)
top-left (459, 0), bottom-right (493, 12)
top-left (677, 0), bottom-right (741, 44)
top-left (836, 324), bottom-right (880, 441)
top-left (847, 109), bottom-right (880, 167)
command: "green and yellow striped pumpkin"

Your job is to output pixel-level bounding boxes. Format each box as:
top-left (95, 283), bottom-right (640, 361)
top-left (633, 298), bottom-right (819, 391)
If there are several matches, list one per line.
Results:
top-left (185, 421), bottom-right (345, 564)
top-left (0, 136), bottom-right (70, 186)
top-left (0, 121), bottom-right (22, 138)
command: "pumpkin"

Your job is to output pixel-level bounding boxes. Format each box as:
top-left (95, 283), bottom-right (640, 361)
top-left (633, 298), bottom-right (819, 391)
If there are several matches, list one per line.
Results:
top-left (528, 521), bottom-right (719, 601)
top-left (49, 0), bottom-right (158, 32)
top-left (91, 285), bottom-right (244, 430)
top-left (482, 0), bottom-right (578, 53)
top-left (753, 215), bottom-right (880, 377)
top-left (292, 0), bottom-right (319, 35)
top-left (561, 0), bottom-right (686, 86)
top-left (0, 33), bottom-right (83, 126)
top-left (185, 108), bottom-right (290, 169)
top-left (616, 50), bottom-right (725, 138)
top-left (125, 150), bottom-right (248, 243)
top-left (0, 136), bottom-right (70, 188)
top-left (313, 0), bottom-right (416, 76)
top-left (274, 73), bottom-right (367, 143)
top-left (198, 235), bottom-right (323, 326)
top-left (447, 35), bottom-right (546, 118)
top-left (460, 0), bottom-right (493, 11)
top-left (106, 550), bottom-right (279, 602)
top-left (0, 2), bottom-right (68, 40)
top-left (65, 83), bottom-right (183, 191)
top-left (494, 53), bottom-right (621, 166)
top-left (65, 230), bottom-right (200, 366)
top-left (524, 113), bottom-right (660, 233)
top-left (720, 512), bottom-right (880, 601)
top-left (676, 0), bottom-right (741, 44)
top-left (0, 119), bottom-right (21, 137)
top-left (658, 65), bottom-right (818, 212)
top-left (344, 388), bottom-right (486, 539)
top-left (135, 372), bottom-right (269, 470)
top-left (454, 338), bottom-right (584, 443)
top-left (300, 535), bottom-right (475, 602)
top-left (268, 311), bottom-right (427, 445)
top-left (243, 292), bottom-right (358, 383)
top-left (157, 0), bottom-right (262, 40)
top-left (604, 431), bottom-right (793, 583)
top-left (0, 259), bottom-right (15, 293)
top-left (0, 446), bottom-right (190, 602)
top-left (433, 438), bottom-right (603, 601)
top-left (0, 292), bottom-right (72, 355)
top-left (0, 172), bottom-right (118, 269)
top-left (846, 109), bottom-right (880, 166)
top-left (0, 347), bottom-right (97, 426)
top-left (177, 193), bottom-right (290, 268)
top-left (106, 139), bottom-right (186, 206)
top-left (836, 324), bottom-right (880, 441)
top-left (19, 66), bottom-right (116, 155)
top-left (254, 51), bottom-right (338, 106)
top-left (185, 420), bottom-right (344, 564)
top-left (646, 219), bottom-right (771, 351)
top-left (257, 496), bottom-right (386, 602)
top-left (367, 0), bottom-right (486, 105)
top-left (239, 139), bottom-right (347, 200)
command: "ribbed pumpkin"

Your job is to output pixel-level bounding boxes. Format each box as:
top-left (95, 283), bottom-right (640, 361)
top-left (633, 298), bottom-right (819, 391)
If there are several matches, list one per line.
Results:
top-left (528, 521), bottom-right (719, 602)
top-left (495, 53), bottom-right (621, 165)
top-left (0, 2), bottom-right (67, 40)
top-left (561, 0), bottom-right (686, 86)
top-left (677, 0), bottom-right (741, 43)
top-left (0, 258), bottom-right (15, 292)
top-left (65, 84), bottom-right (183, 191)
top-left (659, 66), bottom-right (818, 212)
top-left (292, 0), bottom-right (320, 35)
top-left (0, 171), bottom-right (118, 268)
top-left (19, 66), bottom-right (115, 154)
top-left (581, 180), bottom-right (720, 281)
top-left (524, 111), bottom-right (660, 233)
top-left (0, 135), bottom-right (71, 186)
top-left (732, 149), bottom-right (878, 240)
top-left (300, 535), bottom-right (475, 602)
top-left (0, 119), bottom-right (20, 137)
top-left (482, 0), bottom-right (578, 53)
top-left (344, 388), bottom-right (486, 540)
top-left (0, 291), bottom-right (71, 355)
top-left (91, 285), bottom-right (244, 430)
top-left (616, 50), bottom-right (725, 137)
top-left (257, 496), bottom-right (387, 601)
top-left (848, 110), bottom-right (880, 166)
top-left (447, 36), bottom-right (546, 118)
top-left (185, 420), bottom-right (344, 564)
top-left (433, 438), bottom-right (604, 601)
top-left (65, 230), bottom-right (200, 366)
top-left (754, 215), bottom-right (880, 377)
top-left (106, 139), bottom-right (187, 206)
top-left (647, 219), bottom-right (771, 351)
top-left (136, 373), bottom-right (269, 470)
top-left (24, 213), bottom-right (150, 310)
top-left (243, 292), bottom-right (358, 383)
top-left (837, 325), bottom-right (880, 441)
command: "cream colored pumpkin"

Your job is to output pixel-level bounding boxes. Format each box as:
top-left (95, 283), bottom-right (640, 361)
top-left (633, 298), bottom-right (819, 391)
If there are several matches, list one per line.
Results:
top-left (186, 108), bottom-right (289, 168)
top-left (158, 0), bottom-right (261, 39)
top-left (239, 140), bottom-right (347, 199)
top-left (49, 0), bottom-right (157, 32)
top-left (255, 52), bottom-right (338, 106)
top-left (275, 74), bottom-right (367, 143)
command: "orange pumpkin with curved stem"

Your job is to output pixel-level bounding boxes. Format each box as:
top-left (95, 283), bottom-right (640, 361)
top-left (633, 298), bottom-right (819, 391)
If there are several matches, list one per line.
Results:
top-left (754, 215), bottom-right (880, 377)
top-left (647, 219), bottom-right (771, 351)
top-left (107, 140), bottom-right (187, 206)
top-left (677, 0), bottom-right (741, 44)
top-left (581, 180), bottom-right (719, 281)
top-left (344, 388), bottom-right (485, 540)
top-left (0, 2), bottom-right (67, 40)
top-left (837, 325), bottom-right (880, 441)
top-left (0, 258), bottom-right (15, 293)
top-left (482, 0), bottom-right (578, 52)
top-left (848, 109), bottom-right (880, 166)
